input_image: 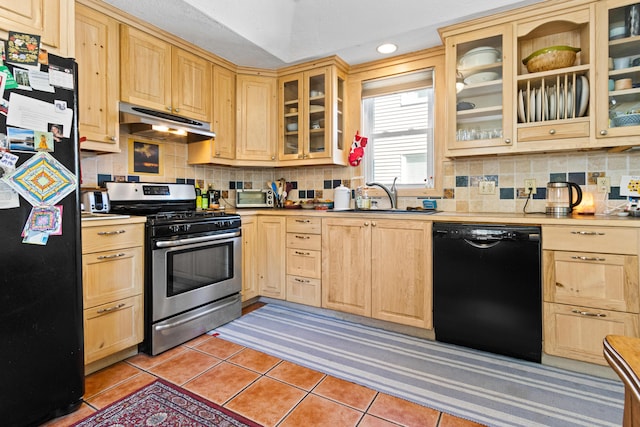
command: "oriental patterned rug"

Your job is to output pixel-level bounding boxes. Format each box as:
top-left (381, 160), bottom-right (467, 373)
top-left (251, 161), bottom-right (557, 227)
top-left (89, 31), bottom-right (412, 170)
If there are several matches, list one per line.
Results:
top-left (72, 379), bottom-right (261, 427)
top-left (214, 304), bottom-right (624, 427)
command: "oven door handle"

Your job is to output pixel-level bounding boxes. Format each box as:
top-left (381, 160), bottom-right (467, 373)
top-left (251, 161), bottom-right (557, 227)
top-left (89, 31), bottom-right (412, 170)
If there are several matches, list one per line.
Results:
top-left (155, 231), bottom-right (241, 248)
top-left (154, 297), bottom-right (239, 331)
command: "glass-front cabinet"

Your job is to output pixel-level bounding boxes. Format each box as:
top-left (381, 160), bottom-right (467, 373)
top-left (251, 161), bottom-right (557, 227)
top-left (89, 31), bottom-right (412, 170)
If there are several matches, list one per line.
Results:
top-left (596, 0), bottom-right (640, 146)
top-left (445, 25), bottom-right (514, 156)
top-left (278, 65), bottom-right (346, 165)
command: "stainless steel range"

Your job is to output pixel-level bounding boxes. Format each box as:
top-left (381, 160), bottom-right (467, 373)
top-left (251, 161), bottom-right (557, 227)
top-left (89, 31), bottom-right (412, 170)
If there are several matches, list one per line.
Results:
top-left (106, 182), bottom-right (241, 355)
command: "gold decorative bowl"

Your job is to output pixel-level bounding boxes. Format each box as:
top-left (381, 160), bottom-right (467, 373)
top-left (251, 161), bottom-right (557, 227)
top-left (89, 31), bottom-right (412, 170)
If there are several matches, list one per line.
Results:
top-left (522, 46), bottom-right (581, 73)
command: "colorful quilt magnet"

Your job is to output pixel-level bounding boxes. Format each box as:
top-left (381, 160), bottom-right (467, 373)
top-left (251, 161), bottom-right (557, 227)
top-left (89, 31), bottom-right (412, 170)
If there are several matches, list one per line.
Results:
top-left (2, 151), bottom-right (76, 206)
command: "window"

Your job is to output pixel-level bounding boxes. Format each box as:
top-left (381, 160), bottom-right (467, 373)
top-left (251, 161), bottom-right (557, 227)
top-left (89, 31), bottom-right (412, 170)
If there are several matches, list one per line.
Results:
top-left (361, 70), bottom-right (434, 188)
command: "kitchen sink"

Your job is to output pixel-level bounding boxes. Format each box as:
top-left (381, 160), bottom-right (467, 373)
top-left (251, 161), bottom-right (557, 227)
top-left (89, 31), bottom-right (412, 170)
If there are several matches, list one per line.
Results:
top-left (329, 209), bottom-right (440, 215)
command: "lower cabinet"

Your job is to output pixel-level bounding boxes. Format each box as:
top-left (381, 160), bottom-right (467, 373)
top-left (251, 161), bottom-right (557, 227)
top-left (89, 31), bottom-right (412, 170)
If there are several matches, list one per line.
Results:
top-left (542, 225), bottom-right (640, 365)
top-left (81, 220), bottom-right (145, 365)
top-left (241, 216), bottom-right (259, 301)
top-left (256, 216), bottom-right (286, 299)
top-left (286, 217), bottom-right (322, 307)
top-left (322, 217), bottom-right (432, 328)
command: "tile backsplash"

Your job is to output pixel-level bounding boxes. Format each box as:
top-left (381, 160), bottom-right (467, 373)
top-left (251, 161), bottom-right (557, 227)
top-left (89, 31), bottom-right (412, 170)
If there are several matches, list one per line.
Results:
top-left (81, 136), bottom-right (640, 214)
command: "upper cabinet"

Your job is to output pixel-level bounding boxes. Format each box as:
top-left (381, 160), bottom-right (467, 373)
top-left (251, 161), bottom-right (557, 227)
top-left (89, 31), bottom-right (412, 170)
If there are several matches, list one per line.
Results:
top-left (120, 25), bottom-right (211, 122)
top-left (446, 24), bottom-right (514, 156)
top-left (514, 5), bottom-right (593, 152)
top-left (442, 0), bottom-right (640, 156)
top-left (595, 0), bottom-right (640, 148)
top-left (75, 4), bottom-right (120, 152)
top-left (235, 73), bottom-right (278, 163)
top-left (0, 0), bottom-right (74, 57)
top-left (278, 63), bottom-right (347, 166)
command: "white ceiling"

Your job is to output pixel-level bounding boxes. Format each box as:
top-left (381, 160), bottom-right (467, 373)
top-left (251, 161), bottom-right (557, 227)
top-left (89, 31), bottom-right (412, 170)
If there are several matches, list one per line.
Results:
top-left (101, 0), bottom-right (546, 69)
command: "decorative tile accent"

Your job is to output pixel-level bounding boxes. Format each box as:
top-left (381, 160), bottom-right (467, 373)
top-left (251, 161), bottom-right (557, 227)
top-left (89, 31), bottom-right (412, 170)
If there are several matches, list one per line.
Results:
top-left (229, 181), bottom-right (236, 190)
top-left (443, 188), bottom-right (455, 199)
top-left (113, 175), bottom-right (127, 183)
top-left (568, 172), bottom-right (585, 185)
top-left (298, 190), bottom-right (306, 198)
top-left (324, 180), bottom-right (332, 189)
top-left (290, 181), bottom-right (298, 189)
top-left (485, 174), bottom-right (499, 184)
top-left (176, 178), bottom-right (186, 184)
top-left (185, 178), bottom-right (194, 185)
top-left (127, 175), bottom-right (140, 182)
top-left (333, 179), bottom-right (341, 188)
top-left (316, 190), bottom-right (323, 198)
top-left (588, 172), bottom-right (606, 184)
top-left (500, 188), bottom-right (514, 199)
top-left (98, 173), bottom-right (112, 187)
top-left (455, 176), bottom-right (469, 187)
top-left (307, 190), bottom-right (315, 198)
top-left (533, 187), bottom-right (546, 199)
top-left (236, 181), bottom-right (243, 190)
top-left (244, 182), bottom-right (253, 189)
top-left (550, 173), bottom-right (566, 182)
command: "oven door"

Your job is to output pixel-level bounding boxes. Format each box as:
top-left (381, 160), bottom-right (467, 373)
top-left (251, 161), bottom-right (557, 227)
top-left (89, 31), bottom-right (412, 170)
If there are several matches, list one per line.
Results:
top-left (151, 230), bottom-right (241, 322)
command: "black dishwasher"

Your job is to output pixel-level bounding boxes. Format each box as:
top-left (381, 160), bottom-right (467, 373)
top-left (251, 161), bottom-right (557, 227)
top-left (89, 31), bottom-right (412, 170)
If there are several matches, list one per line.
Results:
top-left (433, 223), bottom-right (542, 362)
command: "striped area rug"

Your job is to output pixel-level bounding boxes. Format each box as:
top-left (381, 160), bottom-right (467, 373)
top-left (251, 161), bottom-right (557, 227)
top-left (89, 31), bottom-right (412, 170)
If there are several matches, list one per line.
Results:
top-left (214, 304), bottom-right (624, 427)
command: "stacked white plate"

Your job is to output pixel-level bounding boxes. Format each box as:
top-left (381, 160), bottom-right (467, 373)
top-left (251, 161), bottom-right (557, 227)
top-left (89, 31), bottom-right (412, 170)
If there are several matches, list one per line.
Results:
top-left (517, 75), bottom-right (589, 123)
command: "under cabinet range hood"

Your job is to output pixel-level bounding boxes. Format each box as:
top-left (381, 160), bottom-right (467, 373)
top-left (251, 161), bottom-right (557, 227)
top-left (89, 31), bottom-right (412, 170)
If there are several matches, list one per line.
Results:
top-left (119, 102), bottom-right (215, 143)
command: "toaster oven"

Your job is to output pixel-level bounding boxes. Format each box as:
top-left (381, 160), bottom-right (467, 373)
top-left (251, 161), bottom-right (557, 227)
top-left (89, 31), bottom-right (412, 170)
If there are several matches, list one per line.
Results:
top-left (236, 189), bottom-right (275, 208)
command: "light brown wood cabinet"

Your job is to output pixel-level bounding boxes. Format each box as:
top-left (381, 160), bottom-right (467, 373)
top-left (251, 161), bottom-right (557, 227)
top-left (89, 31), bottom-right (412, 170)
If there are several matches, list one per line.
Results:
top-left (75, 4), bottom-right (120, 152)
top-left (120, 25), bottom-right (211, 122)
top-left (188, 65), bottom-right (237, 165)
top-left (594, 0), bottom-right (640, 148)
top-left (241, 216), bottom-right (258, 302)
top-left (278, 63), bottom-right (347, 166)
top-left (81, 220), bottom-right (144, 365)
top-left (0, 0), bottom-right (74, 57)
top-left (256, 216), bottom-right (286, 299)
top-left (441, 0), bottom-right (640, 155)
top-left (286, 217), bottom-right (322, 307)
top-left (543, 225), bottom-right (640, 365)
top-left (322, 217), bottom-right (432, 328)
top-left (235, 73), bottom-right (278, 163)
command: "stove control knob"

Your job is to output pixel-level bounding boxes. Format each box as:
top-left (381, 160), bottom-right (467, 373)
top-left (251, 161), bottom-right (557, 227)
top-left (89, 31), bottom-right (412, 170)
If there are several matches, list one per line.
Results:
top-left (169, 225), bottom-right (179, 232)
top-left (183, 224), bottom-right (191, 231)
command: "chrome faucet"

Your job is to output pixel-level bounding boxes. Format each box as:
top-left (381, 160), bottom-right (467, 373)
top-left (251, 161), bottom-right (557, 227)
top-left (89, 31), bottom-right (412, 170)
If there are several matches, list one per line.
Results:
top-left (365, 177), bottom-right (398, 209)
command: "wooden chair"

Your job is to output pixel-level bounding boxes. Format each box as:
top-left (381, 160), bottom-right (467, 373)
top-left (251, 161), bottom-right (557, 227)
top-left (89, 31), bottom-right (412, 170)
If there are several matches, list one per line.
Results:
top-left (604, 335), bottom-right (640, 427)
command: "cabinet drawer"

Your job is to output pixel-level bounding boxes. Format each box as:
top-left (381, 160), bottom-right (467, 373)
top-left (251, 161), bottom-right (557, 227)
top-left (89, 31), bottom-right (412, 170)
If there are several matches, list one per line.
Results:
top-left (543, 250), bottom-right (639, 312)
top-left (84, 295), bottom-right (143, 364)
top-left (517, 120), bottom-right (589, 142)
top-left (286, 248), bottom-right (321, 279)
top-left (543, 302), bottom-right (639, 365)
top-left (542, 225), bottom-right (637, 254)
top-left (82, 223), bottom-right (144, 253)
top-left (83, 246), bottom-right (144, 308)
top-left (286, 275), bottom-right (321, 307)
top-left (287, 217), bottom-right (321, 234)
top-left (286, 232), bottom-right (321, 251)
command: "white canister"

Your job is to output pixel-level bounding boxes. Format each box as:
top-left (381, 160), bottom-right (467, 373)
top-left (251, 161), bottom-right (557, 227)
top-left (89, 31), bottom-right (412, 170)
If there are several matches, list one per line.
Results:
top-left (333, 185), bottom-right (351, 210)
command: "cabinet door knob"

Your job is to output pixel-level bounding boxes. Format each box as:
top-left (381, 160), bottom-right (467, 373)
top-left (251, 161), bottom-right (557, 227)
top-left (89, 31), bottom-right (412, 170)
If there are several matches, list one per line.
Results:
top-left (364, 222), bottom-right (369, 226)
top-left (166, 106), bottom-right (172, 111)
top-left (174, 108), bottom-right (180, 113)
top-left (504, 138), bottom-right (511, 144)
top-left (372, 221), bottom-right (377, 227)
top-left (108, 136), bottom-right (116, 142)
top-left (600, 130), bottom-right (608, 135)
top-left (549, 129), bottom-right (556, 135)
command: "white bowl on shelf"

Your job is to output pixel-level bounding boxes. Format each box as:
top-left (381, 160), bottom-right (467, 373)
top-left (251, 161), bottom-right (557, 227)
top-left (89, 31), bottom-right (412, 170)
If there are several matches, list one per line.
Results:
top-left (463, 71), bottom-right (499, 85)
top-left (458, 47), bottom-right (501, 69)
top-left (286, 123), bottom-right (298, 132)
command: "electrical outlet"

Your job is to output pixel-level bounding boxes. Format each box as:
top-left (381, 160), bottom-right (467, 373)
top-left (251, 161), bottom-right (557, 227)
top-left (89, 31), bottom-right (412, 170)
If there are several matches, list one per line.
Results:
top-left (524, 179), bottom-right (537, 195)
top-left (596, 177), bottom-right (611, 193)
top-left (479, 180), bottom-right (496, 195)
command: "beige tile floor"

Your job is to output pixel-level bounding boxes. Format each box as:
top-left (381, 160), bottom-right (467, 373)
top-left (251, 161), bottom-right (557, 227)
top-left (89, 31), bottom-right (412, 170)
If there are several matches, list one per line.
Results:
top-left (41, 305), bottom-right (484, 427)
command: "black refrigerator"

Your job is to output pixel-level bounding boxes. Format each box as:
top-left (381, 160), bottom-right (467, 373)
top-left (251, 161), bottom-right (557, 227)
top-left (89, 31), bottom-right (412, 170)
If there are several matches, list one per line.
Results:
top-left (0, 53), bottom-right (84, 426)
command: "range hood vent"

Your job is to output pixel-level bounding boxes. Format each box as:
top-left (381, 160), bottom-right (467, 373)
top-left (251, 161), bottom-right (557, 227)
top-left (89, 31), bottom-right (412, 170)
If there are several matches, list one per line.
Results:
top-left (119, 102), bottom-right (215, 143)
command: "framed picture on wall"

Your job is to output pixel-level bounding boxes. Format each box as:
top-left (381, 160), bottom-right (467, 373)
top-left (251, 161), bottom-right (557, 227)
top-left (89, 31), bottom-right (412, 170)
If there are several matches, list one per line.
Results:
top-left (128, 138), bottom-right (163, 175)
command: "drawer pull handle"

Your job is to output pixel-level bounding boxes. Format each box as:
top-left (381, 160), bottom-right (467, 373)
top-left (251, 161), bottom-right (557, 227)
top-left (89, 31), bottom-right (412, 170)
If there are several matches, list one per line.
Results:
top-left (571, 309), bottom-right (606, 318)
top-left (570, 231), bottom-right (605, 236)
top-left (295, 251), bottom-right (310, 256)
top-left (97, 252), bottom-right (126, 260)
top-left (97, 229), bottom-right (126, 236)
top-left (295, 235), bottom-right (310, 239)
top-left (294, 278), bottom-right (310, 284)
top-left (571, 256), bottom-right (605, 262)
top-left (97, 303), bottom-right (126, 314)
top-left (295, 219), bottom-right (311, 223)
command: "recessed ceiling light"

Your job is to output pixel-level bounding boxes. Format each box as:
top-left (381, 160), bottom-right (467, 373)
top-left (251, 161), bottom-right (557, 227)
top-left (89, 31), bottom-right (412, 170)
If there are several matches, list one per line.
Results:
top-left (377, 43), bottom-right (397, 54)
